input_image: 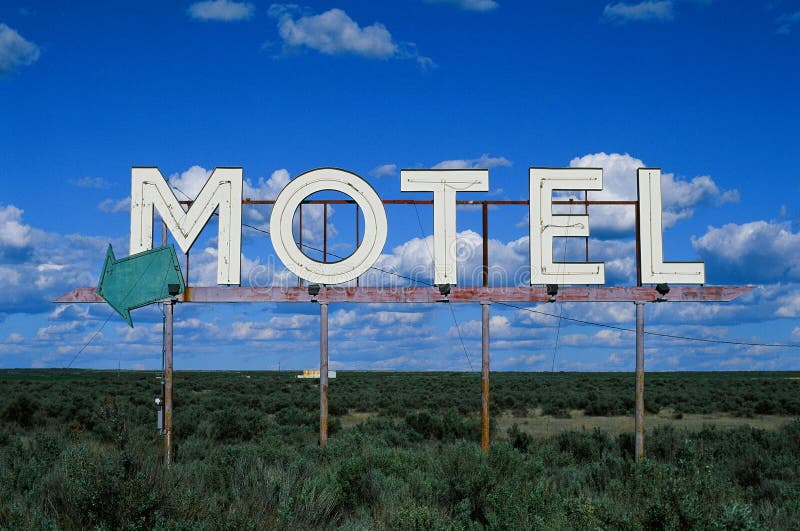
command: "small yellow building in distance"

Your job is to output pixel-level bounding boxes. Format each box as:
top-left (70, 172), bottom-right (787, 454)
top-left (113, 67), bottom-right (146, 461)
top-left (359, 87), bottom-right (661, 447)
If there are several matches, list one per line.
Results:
top-left (297, 370), bottom-right (337, 379)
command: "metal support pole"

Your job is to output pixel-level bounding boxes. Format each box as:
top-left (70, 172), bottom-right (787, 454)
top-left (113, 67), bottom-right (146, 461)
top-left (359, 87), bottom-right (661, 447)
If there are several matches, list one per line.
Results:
top-left (584, 191), bottom-right (589, 262)
top-left (355, 205), bottom-right (360, 287)
top-left (164, 300), bottom-right (174, 465)
top-left (481, 302), bottom-right (491, 452)
top-left (634, 301), bottom-right (645, 462)
top-left (635, 201), bottom-right (642, 288)
top-left (482, 203), bottom-right (489, 287)
top-left (183, 202), bottom-right (192, 287)
top-left (323, 203), bottom-right (327, 263)
top-left (298, 205), bottom-right (303, 287)
top-left (319, 302), bottom-right (329, 448)
top-left (161, 219), bottom-right (168, 247)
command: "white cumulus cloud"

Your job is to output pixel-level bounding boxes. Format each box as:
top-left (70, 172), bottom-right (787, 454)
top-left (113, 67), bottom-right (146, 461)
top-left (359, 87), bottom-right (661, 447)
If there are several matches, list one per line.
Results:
top-left (365, 229), bottom-right (530, 288)
top-left (274, 7), bottom-right (396, 58)
top-left (603, 1), bottom-right (674, 23)
top-left (168, 165), bottom-right (212, 198)
top-left (99, 165), bottom-right (279, 216)
top-left (243, 168), bottom-right (290, 200)
top-left (692, 220), bottom-right (800, 284)
top-left (568, 152), bottom-right (737, 236)
top-left (0, 23), bottom-right (39, 76)
top-left (268, 5), bottom-right (433, 66)
top-left (188, 0), bottom-right (254, 21)
top-left (0, 204), bottom-right (33, 248)
top-left (499, 354), bottom-right (546, 368)
top-left (168, 165), bottom-right (290, 202)
top-left (369, 164), bottom-right (397, 178)
top-left (425, 0), bottom-right (499, 11)
top-left (98, 197), bottom-right (130, 214)
top-left (433, 154), bottom-right (511, 170)
top-left (70, 177), bottom-right (109, 189)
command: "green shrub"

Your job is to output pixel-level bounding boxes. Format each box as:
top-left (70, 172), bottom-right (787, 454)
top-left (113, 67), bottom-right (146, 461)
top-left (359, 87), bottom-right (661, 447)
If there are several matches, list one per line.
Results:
top-left (404, 409), bottom-right (480, 441)
top-left (1, 369), bottom-right (800, 529)
top-left (507, 423), bottom-right (532, 453)
top-left (1, 394), bottom-right (40, 427)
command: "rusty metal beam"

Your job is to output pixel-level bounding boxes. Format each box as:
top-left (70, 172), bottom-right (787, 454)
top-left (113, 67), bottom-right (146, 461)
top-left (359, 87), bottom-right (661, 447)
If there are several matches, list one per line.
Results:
top-left (200, 198), bottom-right (637, 206)
top-left (55, 285), bottom-right (754, 304)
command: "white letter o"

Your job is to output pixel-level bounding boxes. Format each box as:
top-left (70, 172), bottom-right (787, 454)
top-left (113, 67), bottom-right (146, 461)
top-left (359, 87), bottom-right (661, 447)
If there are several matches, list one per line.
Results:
top-left (270, 168), bottom-right (387, 285)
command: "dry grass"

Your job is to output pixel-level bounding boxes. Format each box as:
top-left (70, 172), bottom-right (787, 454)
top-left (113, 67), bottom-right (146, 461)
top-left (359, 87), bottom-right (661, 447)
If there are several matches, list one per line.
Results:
top-left (339, 408), bottom-right (796, 438)
top-left (340, 411), bottom-right (379, 428)
top-left (495, 408), bottom-right (796, 438)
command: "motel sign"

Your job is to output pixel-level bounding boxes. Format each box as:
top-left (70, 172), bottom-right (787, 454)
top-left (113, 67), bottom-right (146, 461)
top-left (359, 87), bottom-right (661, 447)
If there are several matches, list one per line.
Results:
top-left (129, 166), bottom-right (704, 288)
top-left (59, 163), bottom-right (751, 464)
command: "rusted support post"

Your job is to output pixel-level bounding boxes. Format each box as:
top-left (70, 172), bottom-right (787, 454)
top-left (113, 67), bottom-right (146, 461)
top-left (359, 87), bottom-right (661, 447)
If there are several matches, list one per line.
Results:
top-left (635, 200), bottom-right (642, 287)
top-left (299, 203), bottom-right (303, 247)
top-left (355, 204), bottom-right (360, 247)
top-left (635, 301), bottom-right (645, 462)
top-left (298, 205), bottom-right (303, 287)
top-left (182, 202), bottom-right (192, 287)
top-left (356, 205), bottom-right (360, 287)
top-left (320, 302), bottom-right (329, 448)
top-left (481, 302), bottom-right (491, 452)
top-left (482, 203), bottom-right (489, 287)
top-left (163, 300), bottom-right (174, 465)
top-left (584, 191), bottom-right (589, 262)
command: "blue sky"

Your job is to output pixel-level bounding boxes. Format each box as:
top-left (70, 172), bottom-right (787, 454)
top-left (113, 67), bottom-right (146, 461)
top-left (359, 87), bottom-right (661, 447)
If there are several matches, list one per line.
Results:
top-left (1, 0), bottom-right (799, 372)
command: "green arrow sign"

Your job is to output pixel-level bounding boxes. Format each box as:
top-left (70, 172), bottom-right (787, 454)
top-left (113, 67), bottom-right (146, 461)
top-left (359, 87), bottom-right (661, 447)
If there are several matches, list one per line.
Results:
top-left (96, 244), bottom-right (185, 327)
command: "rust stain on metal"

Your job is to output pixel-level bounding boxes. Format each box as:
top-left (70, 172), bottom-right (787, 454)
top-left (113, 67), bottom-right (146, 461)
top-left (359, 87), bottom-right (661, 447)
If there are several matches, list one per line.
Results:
top-left (482, 203), bottom-right (489, 287)
top-left (55, 285), bottom-right (754, 304)
top-left (355, 204), bottom-right (360, 287)
top-left (231, 198), bottom-right (635, 206)
top-left (635, 200), bottom-right (642, 287)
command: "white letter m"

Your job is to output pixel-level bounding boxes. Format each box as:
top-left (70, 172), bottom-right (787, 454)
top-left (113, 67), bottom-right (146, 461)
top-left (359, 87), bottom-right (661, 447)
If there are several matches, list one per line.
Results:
top-left (130, 167), bottom-right (242, 285)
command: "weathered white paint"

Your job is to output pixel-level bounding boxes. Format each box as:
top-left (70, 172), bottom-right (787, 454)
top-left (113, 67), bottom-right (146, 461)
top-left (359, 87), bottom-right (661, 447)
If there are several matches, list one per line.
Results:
top-left (130, 167), bottom-right (242, 285)
top-left (128, 164), bottom-right (706, 287)
top-left (638, 168), bottom-right (705, 284)
top-left (529, 167), bottom-right (605, 285)
top-left (270, 168), bottom-right (387, 285)
top-left (400, 169), bottom-right (489, 285)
